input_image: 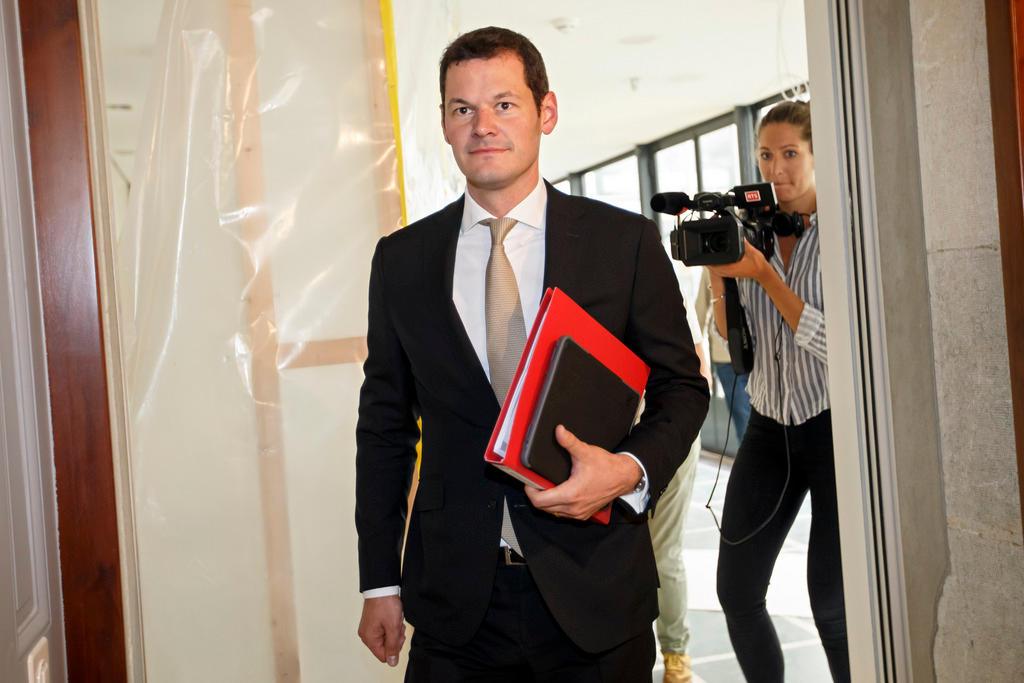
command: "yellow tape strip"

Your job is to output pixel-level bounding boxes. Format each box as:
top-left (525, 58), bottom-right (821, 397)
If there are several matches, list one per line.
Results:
top-left (379, 0), bottom-right (408, 227)
top-left (378, 0), bottom-right (418, 477)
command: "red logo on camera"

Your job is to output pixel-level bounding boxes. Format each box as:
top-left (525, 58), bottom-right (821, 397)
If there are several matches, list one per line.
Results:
top-left (744, 190), bottom-right (761, 202)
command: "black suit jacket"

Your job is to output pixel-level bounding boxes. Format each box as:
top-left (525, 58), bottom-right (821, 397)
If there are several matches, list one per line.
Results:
top-left (355, 183), bottom-right (709, 653)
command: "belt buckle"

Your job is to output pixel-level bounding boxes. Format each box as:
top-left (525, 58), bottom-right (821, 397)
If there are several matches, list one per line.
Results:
top-left (503, 546), bottom-right (526, 566)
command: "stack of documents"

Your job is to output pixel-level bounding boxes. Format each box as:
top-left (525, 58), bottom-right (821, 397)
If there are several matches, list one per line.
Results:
top-left (484, 288), bottom-right (649, 524)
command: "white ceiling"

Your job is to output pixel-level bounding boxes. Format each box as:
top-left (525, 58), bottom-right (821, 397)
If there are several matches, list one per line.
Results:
top-left (452, 0), bottom-right (808, 179)
top-left (96, 0), bottom-right (808, 183)
top-left (96, 0), bottom-right (164, 181)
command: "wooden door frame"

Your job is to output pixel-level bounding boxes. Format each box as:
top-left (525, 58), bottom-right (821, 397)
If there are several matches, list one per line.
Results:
top-left (985, 0), bottom-right (1024, 535)
top-left (16, 0), bottom-right (127, 680)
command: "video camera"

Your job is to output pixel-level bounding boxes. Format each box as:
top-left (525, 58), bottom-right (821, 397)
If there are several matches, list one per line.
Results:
top-left (650, 182), bottom-right (802, 267)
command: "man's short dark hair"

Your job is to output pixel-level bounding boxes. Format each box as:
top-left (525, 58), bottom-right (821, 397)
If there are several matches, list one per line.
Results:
top-left (439, 26), bottom-right (549, 112)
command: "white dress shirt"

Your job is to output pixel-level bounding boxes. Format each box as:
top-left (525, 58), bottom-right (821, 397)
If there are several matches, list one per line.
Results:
top-left (453, 179), bottom-right (548, 374)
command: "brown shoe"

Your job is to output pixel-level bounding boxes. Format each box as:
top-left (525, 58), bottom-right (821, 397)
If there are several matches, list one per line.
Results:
top-left (663, 652), bottom-right (693, 683)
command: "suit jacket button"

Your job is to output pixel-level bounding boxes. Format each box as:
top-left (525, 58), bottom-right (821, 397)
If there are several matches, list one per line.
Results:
top-left (487, 500), bottom-right (496, 509)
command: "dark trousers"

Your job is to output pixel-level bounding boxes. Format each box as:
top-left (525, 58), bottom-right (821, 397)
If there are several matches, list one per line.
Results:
top-left (406, 555), bottom-right (654, 682)
top-left (716, 409), bottom-right (850, 683)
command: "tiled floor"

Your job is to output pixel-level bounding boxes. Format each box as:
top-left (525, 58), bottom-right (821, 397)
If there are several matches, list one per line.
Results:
top-left (651, 453), bottom-right (832, 682)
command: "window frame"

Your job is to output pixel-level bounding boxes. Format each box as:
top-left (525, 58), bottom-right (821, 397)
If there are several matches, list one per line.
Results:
top-left (566, 90), bottom-right (791, 211)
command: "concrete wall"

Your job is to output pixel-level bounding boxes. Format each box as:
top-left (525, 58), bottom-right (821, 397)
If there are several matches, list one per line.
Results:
top-left (907, 0), bottom-right (1024, 679)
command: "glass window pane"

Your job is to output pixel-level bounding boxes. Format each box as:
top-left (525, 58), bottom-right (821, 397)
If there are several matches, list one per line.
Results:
top-left (582, 156), bottom-right (641, 213)
top-left (552, 179), bottom-right (571, 195)
top-left (698, 124), bottom-right (740, 192)
top-left (655, 139), bottom-right (697, 195)
top-left (654, 139), bottom-right (697, 235)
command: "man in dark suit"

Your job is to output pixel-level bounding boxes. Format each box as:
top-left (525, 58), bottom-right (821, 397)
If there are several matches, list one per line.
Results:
top-left (355, 26), bottom-right (709, 681)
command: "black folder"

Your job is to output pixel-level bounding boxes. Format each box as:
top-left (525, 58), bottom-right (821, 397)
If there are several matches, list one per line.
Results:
top-left (520, 335), bottom-right (642, 484)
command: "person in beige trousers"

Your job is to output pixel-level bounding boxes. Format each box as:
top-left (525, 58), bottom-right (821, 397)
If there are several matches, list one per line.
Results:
top-left (650, 259), bottom-right (712, 683)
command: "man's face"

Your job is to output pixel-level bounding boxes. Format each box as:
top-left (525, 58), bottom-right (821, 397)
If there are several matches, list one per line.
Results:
top-left (441, 52), bottom-right (557, 199)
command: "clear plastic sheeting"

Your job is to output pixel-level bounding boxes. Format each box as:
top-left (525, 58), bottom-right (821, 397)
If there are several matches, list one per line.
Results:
top-left (390, 0), bottom-right (462, 222)
top-left (117, 0), bottom-right (404, 680)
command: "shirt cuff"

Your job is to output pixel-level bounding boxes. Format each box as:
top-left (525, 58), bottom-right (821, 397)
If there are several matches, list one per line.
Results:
top-left (794, 304), bottom-right (824, 348)
top-left (617, 452), bottom-right (650, 513)
top-left (362, 585), bottom-right (400, 599)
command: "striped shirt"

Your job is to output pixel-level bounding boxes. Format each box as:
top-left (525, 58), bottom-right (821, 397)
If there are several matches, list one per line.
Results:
top-left (738, 214), bottom-right (828, 425)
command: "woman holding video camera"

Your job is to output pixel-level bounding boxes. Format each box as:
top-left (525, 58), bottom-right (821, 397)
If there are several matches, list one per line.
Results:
top-left (707, 100), bottom-right (849, 682)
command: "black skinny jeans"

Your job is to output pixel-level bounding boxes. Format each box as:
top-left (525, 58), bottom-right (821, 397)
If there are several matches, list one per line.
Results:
top-left (716, 409), bottom-right (850, 683)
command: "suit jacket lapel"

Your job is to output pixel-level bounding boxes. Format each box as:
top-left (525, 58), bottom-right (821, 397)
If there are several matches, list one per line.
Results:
top-left (423, 197), bottom-right (500, 421)
top-left (543, 182), bottom-right (586, 294)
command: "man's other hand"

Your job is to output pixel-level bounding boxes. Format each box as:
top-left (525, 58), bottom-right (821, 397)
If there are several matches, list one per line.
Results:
top-left (525, 425), bottom-right (642, 520)
top-left (358, 595), bottom-right (406, 667)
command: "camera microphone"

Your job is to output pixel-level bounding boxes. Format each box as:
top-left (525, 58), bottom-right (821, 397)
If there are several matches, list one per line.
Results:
top-left (650, 192), bottom-right (693, 214)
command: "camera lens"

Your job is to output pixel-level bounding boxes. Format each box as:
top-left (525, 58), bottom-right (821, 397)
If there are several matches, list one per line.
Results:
top-left (702, 233), bottom-right (729, 253)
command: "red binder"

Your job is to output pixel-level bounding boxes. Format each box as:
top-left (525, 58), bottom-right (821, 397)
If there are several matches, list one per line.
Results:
top-left (484, 287), bottom-right (651, 524)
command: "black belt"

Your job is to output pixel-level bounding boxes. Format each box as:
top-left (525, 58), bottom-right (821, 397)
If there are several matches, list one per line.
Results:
top-left (499, 546), bottom-right (526, 566)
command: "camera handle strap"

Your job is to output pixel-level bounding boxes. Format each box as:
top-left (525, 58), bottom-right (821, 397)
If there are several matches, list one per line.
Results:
top-left (723, 277), bottom-right (754, 375)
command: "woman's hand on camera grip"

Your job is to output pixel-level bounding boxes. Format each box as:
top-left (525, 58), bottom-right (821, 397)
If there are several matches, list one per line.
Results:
top-left (707, 238), bottom-right (769, 282)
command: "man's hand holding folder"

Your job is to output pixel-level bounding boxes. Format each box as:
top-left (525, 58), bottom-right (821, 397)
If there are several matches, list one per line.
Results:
top-left (524, 425), bottom-right (645, 521)
top-left (484, 287), bottom-right (651, 524)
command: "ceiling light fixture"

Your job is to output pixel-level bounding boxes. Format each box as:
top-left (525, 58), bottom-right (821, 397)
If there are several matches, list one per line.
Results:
top-left (551, 17), bottom-right (579, 34)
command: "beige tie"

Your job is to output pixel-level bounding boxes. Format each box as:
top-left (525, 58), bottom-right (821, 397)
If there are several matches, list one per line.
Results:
top-left (484, 217), bottom-right (526, 556)
top-left (485, 217), bottom-right (528, 404)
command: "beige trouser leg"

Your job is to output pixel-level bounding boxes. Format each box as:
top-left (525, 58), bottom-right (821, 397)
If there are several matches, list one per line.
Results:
top-left (650, 437), bottom-right (700, 654)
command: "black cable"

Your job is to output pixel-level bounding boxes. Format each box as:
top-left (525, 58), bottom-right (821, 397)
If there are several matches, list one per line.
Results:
top-left (706, 317), bottom-right (792, 545)
top-left (703, 373), bottom-right (736, 521)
